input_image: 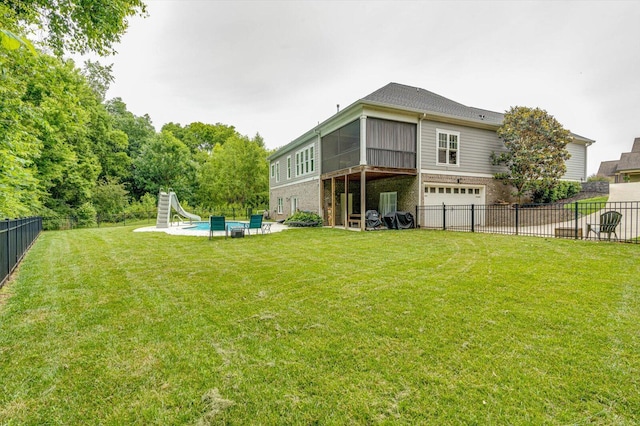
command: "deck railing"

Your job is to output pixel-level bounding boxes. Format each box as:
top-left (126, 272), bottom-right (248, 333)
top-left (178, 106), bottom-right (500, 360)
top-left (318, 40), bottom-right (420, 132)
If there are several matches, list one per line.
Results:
top-left (0, 217), bottom-right (43, 288)
top-left (415, 201), bottom-right (640, 243)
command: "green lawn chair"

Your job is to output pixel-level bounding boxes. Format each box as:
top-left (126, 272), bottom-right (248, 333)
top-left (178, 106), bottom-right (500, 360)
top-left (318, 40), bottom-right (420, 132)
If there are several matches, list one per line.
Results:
top-left (244, 214), bottom-right (264, 235)
top-left (586, 211), bottom-right (622, 241)
top-left (209, 216), bottom-right (227, 239)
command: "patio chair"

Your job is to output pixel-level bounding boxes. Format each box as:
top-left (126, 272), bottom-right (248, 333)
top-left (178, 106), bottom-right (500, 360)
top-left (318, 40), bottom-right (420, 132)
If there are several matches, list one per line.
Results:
top-left (365, 210), bottom-right (383, 229)
top-left (209, 216), bottom-right (227, 239)
top-left (244, 214), bottom-right (265, 235)
top-left (586, 211), bottom-right (622, 241)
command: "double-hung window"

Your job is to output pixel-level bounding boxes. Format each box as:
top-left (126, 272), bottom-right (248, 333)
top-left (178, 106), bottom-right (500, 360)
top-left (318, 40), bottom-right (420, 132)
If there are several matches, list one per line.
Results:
top-left (436, 129), bottom-right (459, 166)
top-left (295, 144), bottom-right (315, 177)
top-left (286, 156), bottom-right (291, 179)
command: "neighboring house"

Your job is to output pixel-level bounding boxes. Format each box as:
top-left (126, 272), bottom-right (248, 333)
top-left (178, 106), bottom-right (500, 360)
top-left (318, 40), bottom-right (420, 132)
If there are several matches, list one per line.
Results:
top-left (597, 137), bottom-right (640, 183)
top-left (268, 82), bottom-right (594, 228)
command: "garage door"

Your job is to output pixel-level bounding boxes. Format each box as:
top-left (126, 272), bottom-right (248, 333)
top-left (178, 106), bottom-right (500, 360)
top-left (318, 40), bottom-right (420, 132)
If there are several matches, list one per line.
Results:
top-left (422, 184), bottom-right (485, 227)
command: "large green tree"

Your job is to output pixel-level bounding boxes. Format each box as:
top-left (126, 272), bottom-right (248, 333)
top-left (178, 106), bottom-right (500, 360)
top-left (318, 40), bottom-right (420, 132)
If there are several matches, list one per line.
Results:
top-left (491, 106), bottom-right (572, 203)
top-left (133, 131), bottom-right (196, 201)
top-left (2, 0), bottom-right (146, 56)
top-left (197, 133), bottom-right (269, 209)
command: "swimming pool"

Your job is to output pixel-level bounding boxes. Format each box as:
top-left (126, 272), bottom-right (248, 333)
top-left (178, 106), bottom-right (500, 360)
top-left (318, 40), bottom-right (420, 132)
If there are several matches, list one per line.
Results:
top-left (185, 221), bottom-right (246, 231)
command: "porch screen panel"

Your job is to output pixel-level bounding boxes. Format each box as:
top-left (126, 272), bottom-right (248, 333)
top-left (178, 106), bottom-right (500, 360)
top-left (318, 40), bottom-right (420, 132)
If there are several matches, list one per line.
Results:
top-left (321, 120), bottom-right (360, 173)
top-left (366, 118), bottom-right (416, 169)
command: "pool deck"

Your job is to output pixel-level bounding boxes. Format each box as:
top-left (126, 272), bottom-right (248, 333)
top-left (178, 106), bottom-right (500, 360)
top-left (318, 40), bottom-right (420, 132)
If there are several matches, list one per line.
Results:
top-left (134, 221), bottom-right (288, 237)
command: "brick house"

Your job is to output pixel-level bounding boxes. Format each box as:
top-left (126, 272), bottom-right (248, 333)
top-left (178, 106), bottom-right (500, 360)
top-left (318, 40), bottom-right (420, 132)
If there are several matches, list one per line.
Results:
top-left (268, 83), bottom-right (594, 229)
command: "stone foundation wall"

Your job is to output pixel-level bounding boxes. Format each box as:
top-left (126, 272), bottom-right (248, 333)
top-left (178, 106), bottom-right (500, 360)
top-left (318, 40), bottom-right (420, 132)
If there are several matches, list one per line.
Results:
top-left (581, 181), bottom-right (609, 194)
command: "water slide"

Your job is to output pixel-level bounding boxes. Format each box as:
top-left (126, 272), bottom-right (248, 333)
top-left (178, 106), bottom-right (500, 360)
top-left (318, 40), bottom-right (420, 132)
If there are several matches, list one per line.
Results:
top-left (156, 191), bottom-right (201, 228)
top-left (170, 192), bottom-right (201, 222)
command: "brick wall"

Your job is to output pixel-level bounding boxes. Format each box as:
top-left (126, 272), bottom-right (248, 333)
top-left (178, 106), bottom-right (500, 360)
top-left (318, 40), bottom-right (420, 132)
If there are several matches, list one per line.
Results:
top-left (269, 179), bottom-right (320, 221)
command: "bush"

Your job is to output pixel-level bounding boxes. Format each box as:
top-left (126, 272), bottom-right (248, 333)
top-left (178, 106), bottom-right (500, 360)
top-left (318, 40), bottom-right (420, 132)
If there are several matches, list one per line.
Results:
top-left (125, 193), bottom-right (157, 220)
top-left (531, 181), bottom-right (581, 204)
top-left (285, 211), bottom-right (322, 227)
top-left (587, 174), bottom-right (611, 182)
top-left (75, 203), bottom-right (97, 227)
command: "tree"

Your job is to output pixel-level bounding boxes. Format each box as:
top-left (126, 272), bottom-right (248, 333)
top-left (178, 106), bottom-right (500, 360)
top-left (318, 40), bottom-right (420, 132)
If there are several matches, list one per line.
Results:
top-left (133, 131), bottom-right (195, 200)
top-left (93, 178), bottom-right (129, 217)
top-left (81, 60), bottom-right (114, 101)
top-left (491, 106), bottom-right (572, 203)
top-left (197, 133), bottom-right (269, 209)
top-left (2, 1), bottom-right (147, 56)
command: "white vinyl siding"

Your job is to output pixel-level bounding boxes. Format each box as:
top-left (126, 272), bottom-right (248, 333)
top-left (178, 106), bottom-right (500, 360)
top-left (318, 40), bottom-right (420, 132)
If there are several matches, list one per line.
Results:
top-left (564, 142), bottom-right (587, 181)
top-left (421, 121), bottom-right (505, 175)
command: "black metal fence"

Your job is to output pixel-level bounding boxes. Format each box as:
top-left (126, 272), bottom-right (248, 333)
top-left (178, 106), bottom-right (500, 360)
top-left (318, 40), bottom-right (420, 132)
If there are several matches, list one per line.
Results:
top-left (1, 217), bottom-right (43, 288)
top-left (416, 201), bottom-right (640, 243)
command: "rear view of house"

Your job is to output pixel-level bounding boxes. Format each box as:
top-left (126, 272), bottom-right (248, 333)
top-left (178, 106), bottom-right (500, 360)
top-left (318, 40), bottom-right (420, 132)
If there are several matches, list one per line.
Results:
top-left (268, 83), bottom-right (594, 229)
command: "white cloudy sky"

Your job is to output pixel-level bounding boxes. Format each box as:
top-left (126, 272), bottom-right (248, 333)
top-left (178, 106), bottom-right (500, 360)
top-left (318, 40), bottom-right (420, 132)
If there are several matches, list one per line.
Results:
top-left (93, 0), bottom-right (640, 175)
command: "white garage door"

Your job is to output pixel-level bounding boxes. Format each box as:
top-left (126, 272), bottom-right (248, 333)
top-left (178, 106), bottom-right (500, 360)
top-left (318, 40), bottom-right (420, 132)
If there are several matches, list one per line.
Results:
top-left (422, 184), bottom-right (485, 227)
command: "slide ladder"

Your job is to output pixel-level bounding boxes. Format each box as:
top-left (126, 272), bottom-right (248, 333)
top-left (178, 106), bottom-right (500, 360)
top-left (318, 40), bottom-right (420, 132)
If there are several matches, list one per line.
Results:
top-left (156, 190), bottom-right (201, 228)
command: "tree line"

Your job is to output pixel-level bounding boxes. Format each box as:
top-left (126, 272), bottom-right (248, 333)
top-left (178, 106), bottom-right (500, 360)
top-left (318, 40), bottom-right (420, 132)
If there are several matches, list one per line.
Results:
top-left (1, 1), bottom-right (270, 220)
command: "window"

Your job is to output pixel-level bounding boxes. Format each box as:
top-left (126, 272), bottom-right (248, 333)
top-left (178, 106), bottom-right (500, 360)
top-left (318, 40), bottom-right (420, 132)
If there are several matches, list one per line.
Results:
top-left (379, 192), bottom-right (397, 216)
top-left (275, 162), bottom-right (280, 183)
top-left (287, 156), bottom-right (291, 179)
top-left (296, 144), bottom-right (315, 176)
top-left (271, 163), bottom-right (275, 178)
top-left (436, 129), bottom-right (459, 166)
top-left (291, 197), bottom-right (298, 213)
top-left (277, 197), bottom-right (283, 214)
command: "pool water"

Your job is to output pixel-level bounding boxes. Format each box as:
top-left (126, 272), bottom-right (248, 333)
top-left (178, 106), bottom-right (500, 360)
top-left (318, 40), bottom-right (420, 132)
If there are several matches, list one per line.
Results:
top-left (185, 221), bottom-right (246, 231)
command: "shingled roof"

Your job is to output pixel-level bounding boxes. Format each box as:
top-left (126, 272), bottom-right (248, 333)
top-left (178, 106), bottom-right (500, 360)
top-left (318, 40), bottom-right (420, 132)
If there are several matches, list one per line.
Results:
top-left (597, 137), bottom-right (640, 177)
top-left (361, 83), bottom-right (504, 125)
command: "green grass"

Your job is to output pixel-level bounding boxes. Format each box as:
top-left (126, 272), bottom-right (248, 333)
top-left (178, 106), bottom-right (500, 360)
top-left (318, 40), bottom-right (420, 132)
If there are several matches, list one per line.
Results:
top-left (1, 227), bottom-right (639, 424)
top-left (564, 196), bottom-right (610, 215)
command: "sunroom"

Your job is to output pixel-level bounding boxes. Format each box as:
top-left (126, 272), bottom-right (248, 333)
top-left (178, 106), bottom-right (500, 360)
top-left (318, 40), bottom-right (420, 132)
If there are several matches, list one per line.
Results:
top-left (321, 116), bottom-right (418, 229)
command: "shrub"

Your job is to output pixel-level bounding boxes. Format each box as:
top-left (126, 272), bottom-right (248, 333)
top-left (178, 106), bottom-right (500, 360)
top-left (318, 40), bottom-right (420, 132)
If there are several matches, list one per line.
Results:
top-left (126, 193), bottom-right (157, 220)
top-left (284, 210), bottom-right (322, 227)
top-left (75, 203), bottom-right (97, 227)
top-left (587, 174), bottom-right (611, 182)
top-left (531, 181), bottom-right (581, 204)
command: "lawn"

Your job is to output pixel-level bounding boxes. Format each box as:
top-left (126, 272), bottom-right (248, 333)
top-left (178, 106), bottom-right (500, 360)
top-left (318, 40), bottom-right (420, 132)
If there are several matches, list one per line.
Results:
top-left (1, 226), bottom-right (639, 424)
top-left (564, 196), bottom-right (610, 216)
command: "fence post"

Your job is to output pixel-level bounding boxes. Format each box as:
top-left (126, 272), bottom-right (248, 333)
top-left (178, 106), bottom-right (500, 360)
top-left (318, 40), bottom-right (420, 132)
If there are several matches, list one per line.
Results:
top-left (515, 204), bottom-right (519, 236)
top-left (574, 201), bottom-right (579, 239)
top-left (442, 203), bottom-right (446, 230)
top-left (415, 205), bottom-right (419, 228)
top-left (471, 204), bottom-right (475, 233)
top-left (1, 220), bottom-right (8, 287)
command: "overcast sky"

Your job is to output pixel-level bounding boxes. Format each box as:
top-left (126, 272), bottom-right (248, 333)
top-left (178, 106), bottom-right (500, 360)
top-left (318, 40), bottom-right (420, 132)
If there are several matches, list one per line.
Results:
top-left (94, 0), bottom-right (640, 175)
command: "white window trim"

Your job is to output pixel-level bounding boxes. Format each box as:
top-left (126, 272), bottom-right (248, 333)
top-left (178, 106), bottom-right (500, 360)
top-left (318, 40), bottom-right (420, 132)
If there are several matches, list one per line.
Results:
top-left (436, 129), bottom-right (460, 166)
top-left (295, 143), bottom-right (315, 177)
top-left (277, 197), bottom-right (283, 214)
top-left (287, 156), bottom-right (291, 179)
top-left (271, 163), bottom-right (275, 178)
top-left (275, 161), bottom-right (280, 183)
